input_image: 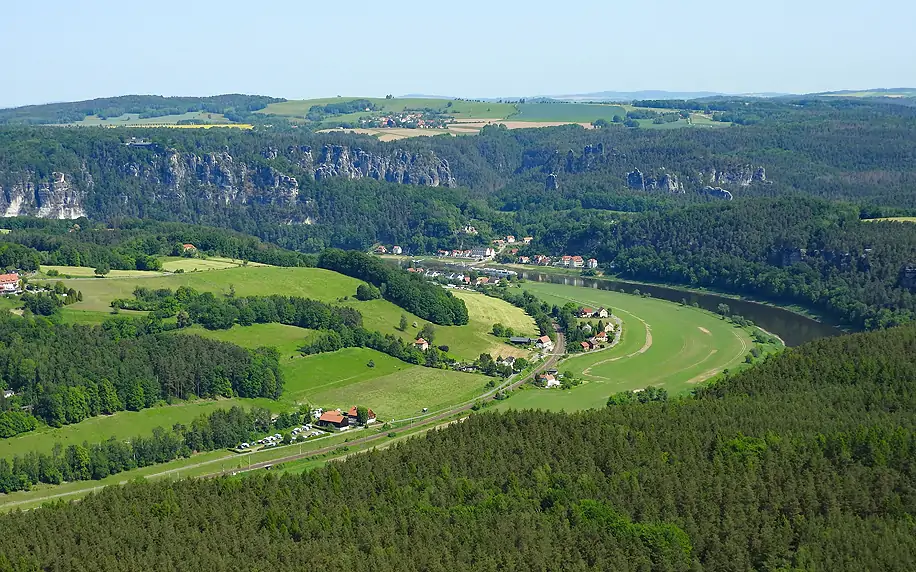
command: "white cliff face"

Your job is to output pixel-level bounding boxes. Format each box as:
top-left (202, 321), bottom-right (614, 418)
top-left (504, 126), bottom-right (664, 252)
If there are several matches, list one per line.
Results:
top-left (0, 143), bottom-right (456, 220)
top-left (0, 172), bottom-right (87, 219)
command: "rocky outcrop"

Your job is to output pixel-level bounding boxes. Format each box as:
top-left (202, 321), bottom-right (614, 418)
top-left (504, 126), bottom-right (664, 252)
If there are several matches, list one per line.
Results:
top-left (900, 265), bottom-right (916, 290)
top-left (702, 186), bottom-right (733, 200)
top-left (307, 145), bottom-right (455, 187)
top-left (0, 172), bottom-right (87, 219)
top-left (700, 165), bottom-right (766, 187)
top-left (627, 169), bottom-right (684, 193)
top-left (545, 173), bottom-right (559, 191)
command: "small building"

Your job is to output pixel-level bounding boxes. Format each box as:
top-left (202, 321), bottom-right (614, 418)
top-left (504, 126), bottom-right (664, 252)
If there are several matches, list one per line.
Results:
top-left (317, 411), bottom-right (349, 431)
top-left (536, 335), bottom-right (554, 350)
top-left (506, 235), bottom-right (516, 243)
top-left (2, 389), bottom-right (14, 399)
top-left (572, 256), bottom-right (584, 268)
top-left (0, 273), bottom-right (19, 293)
top-left (561, 255), bottom-right (573, 267)
top-left (578, 307), bottom-right (595, 318)
top-left (593, 330), bottom-right (609, 342)
top-left (471, 247), bottom-right (495, 258)
top-left (346, 406), bottom-right (377, 425)
top-left (539, 374), bottom-right (560, 388)
top-left (523, 236), bottom-right (533, 244)
top-left (580, 341), bottom-right (592, 351)
top-left (392, 245), bottom-right (403, 255)
top-left (181, 243), bottom-right (197, 252)
top-left (374, 245), bottom-right (388, 254)
top-left (509, 336), bottom-right (534, 345)
top-left (414, 338), bottom-right (430, 351)
top-left (587, 258), bottom-right (599, 269)
top-left (596, 307), bottom-right (609, 318)
top-left (498, 356), bottom-right (516, 368)
top-left (518, 256), bottom-right (531, 264)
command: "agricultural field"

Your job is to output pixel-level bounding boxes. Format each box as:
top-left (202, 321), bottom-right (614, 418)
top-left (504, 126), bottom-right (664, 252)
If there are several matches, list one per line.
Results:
top-left (863, 216), bottom-right (916, 223)
top-left (158, 256), bottom-right (268, 272)
top-left (494, 282), bottom-right (769, 412)
top-left (510, 102), bottom-right (627, 123)
top-left (258, 97), bottom-right (517, 123)
top-left (39, 265), bottom-right (164, 279)
top-left (71, 112), bottom-right (244, 127)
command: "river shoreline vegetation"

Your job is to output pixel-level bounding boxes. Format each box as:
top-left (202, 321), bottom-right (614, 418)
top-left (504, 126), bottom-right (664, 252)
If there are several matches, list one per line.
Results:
top-left (0, 91), bottom-right (916, 567)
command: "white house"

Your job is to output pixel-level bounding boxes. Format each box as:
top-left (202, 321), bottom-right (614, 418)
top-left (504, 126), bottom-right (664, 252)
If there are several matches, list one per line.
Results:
top-left (596, 307), bottom-right (610, 318)
top-left (587, 258), bottom-right (599, 269)
top-left (539, 374), bottom-right (560, 388)
top-left (536, 335), bottom-right (554, 351)
top-left (392, 245), bottom-right (403, 255)
top-left (470, 247), bottom-right (495, 258)
top-left (0, 273), bottom-right (19, 293)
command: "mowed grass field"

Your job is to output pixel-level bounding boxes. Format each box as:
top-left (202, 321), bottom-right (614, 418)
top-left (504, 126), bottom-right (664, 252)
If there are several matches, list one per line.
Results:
top-left (494, 282), bottom-right (755, 412)
top-left (0, 398), bottom-right (254, 459)
top-left (59, 266), bottom-right (534, 361)
top-left (511, 102), bottom-right (627, 123)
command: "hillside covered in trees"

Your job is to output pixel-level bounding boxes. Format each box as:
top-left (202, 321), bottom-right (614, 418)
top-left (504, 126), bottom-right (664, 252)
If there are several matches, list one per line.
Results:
top-left (1, 323), bottom-right (914, 569)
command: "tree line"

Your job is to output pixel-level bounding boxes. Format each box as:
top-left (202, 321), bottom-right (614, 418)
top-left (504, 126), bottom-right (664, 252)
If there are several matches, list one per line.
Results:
top-left (0, 405), bottom-right (287, 493)
top-left (318, 249), bottom-right (469, 325)
top-left (0, 313), bottom-right (283, 432)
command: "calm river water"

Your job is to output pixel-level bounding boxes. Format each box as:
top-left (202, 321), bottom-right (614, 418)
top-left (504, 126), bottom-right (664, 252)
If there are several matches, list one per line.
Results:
top-left (519, 272), bottom-right (843, 347)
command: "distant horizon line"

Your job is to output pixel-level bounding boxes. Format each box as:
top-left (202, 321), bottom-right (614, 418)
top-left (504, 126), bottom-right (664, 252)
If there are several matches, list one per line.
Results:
top-left (4, 87), bottom-right (916, 110)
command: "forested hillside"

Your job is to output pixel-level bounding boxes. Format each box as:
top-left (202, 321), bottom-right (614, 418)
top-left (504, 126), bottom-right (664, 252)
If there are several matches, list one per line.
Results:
top-left (1, 324), bottom-right (914, 570)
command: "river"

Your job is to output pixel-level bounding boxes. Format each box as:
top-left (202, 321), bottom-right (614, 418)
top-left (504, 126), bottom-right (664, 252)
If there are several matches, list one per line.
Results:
top-left (518, 272), bottom-right (843, 347)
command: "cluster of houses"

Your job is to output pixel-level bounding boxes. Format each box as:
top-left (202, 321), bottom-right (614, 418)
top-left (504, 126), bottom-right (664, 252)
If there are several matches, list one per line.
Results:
top-left (362, 111), bottom-right (449, 129)
top-left (436, 247), bottom-right (495, 260)
top-left (536, 369), bottom-right (562, 388)
top-left (316, 407), bottom-right (378, 431)
top-left (491, 235), bottom-right (533, 248)
top-left (509, 335), bottom-right (554, 352)
top-left (0, 273), bottom-right (20, 294)
top-left (516, 255), bottom-right (598, 269)
top-left (374, 245), bottom-right (403, 255)
top-left (407, 267), bottom-right (515, 288)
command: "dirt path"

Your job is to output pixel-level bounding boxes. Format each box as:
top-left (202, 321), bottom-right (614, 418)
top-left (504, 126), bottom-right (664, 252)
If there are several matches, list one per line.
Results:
top-left (686, 328), bottom-right (748, 384)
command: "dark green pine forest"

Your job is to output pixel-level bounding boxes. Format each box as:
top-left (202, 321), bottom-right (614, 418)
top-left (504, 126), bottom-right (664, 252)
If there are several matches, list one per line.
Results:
top-left (1, 324), bottom-right (915, 570)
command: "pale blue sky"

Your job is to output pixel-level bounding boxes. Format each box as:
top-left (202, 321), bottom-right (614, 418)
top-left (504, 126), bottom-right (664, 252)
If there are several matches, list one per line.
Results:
top-left (2, 0), bottom-right (913, 108)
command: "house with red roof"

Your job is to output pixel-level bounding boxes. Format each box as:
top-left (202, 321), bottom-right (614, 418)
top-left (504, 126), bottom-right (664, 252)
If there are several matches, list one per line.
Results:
top-left (346, 407), bottom-right (377, 425)
top-left (181, 243), bottom-right (197, 252)
top-left (0, 273), bottom-right (19, 293)
top-left (536, 335), bottom-right (554, 351)
top-left (571, 255), bottom-right (584, 268)
top-left (414, 338), bottom-right (430, 351)
top-left (317, 410), bottom-right (349, 431)
top-left (578, 307), bottom-right (595, 318)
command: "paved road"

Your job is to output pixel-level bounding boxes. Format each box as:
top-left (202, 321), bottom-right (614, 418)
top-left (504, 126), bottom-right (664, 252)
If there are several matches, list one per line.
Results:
top-left (215, 329), bottom-right (566, 476)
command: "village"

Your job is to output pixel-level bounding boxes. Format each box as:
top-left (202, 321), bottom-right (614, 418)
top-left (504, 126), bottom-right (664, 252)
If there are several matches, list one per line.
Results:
top-left (373, 233), bottom-right (599, 270)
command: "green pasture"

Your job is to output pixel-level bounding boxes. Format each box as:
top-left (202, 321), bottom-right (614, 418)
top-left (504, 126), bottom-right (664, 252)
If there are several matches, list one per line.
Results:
top-left (181, 322), bottom-right (316, 356)
top-left (59, 266), bottom-right (534, 361)
top-left (494, 282), bottom-right (761, 412)
top-left (0, 399), bottom-right (254, 459)
top-left (511, 102), bottom-right (627, 123)
top-left (73, 111), bottom-right (234, 126)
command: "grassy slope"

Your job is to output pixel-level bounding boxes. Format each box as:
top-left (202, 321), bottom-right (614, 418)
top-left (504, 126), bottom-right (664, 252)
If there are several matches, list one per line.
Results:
top-left (493, 282), bottom-right (759, 412)
top-left (59, 266), bottom-right (534, 361)
top-left (862, 217), bottom-right (916, 223)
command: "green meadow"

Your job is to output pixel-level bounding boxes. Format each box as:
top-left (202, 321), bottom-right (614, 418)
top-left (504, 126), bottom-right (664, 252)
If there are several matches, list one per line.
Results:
top-left (511, 102), bottom-right (627, 123)
top-left (494, 282), bottom-right (767, 412)
top-left (59, 266), bottom-right (534, 361)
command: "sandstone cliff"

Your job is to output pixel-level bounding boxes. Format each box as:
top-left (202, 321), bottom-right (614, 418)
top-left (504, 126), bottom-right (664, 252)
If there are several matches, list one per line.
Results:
top-left (0, 142), bottom-right (456, 220)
